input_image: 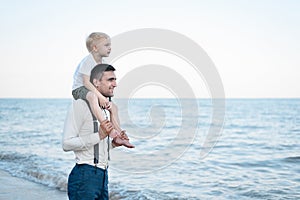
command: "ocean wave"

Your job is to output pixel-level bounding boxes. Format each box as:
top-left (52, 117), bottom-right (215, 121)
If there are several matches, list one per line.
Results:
top-left (0, 152), bottom-right (185, 199)
top-left (0, 152), bottom-right (68, 191)
top-left (284, 156), bottom-right (300, 163)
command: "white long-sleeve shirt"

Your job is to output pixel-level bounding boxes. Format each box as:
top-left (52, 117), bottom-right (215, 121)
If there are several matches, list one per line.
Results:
top-left (62, 99), bottom-right (113, 169)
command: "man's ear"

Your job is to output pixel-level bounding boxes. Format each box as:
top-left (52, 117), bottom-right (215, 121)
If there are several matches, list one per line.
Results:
top-left (93, 79), bottom-right (98, 86)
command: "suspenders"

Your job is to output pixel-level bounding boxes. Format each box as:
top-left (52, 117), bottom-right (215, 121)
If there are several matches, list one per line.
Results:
top-left (84, 100), bottom-right (110, 165)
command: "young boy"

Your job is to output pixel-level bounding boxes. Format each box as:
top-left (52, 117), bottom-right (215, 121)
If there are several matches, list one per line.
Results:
top-left (72, 32), bottom-right (134, 148)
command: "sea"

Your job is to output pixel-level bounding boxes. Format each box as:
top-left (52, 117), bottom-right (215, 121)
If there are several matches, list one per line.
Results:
top-left (0, 98), bottom-right (299, 200)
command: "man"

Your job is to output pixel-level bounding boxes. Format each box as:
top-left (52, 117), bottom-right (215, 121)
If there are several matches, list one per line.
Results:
top-left (63, 64), bottom-right (122, 200)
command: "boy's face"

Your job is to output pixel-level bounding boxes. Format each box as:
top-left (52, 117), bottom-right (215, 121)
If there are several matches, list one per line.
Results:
top-left (94, 38), bottom-right (111, 57)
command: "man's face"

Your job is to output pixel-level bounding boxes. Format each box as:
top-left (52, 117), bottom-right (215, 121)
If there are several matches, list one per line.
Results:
top-left (94, 38), bottom-right (111, 57)
top-left (97, 71), bottom-right (117, 97)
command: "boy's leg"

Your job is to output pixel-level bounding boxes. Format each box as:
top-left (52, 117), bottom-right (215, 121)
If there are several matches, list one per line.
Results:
top-left (73, 87), bottom-right (105, 123)
top-left (109, 102), bottom-right (135, 148)
top-left (109, 102), bottom-right (122, 132)
top-left (86, 91), bottom-right (106, 123)
top-left (74, 87), bottom-right (120, 138)
top-left (87, 92), bottom-right (120, 138)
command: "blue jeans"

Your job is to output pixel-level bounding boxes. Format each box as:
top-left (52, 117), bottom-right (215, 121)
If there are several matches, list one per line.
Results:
top-left (68, 164), bottom-right (108, 200)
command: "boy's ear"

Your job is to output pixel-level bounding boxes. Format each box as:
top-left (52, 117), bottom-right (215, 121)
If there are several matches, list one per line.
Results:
top-left (92, 45), bottom-right (97, 52)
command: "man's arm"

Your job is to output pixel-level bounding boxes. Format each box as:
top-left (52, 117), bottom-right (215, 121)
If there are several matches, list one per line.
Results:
top-left (62, 100), bottom-right (113, 152)
top-left (62, 101), bottom-right (100, 152)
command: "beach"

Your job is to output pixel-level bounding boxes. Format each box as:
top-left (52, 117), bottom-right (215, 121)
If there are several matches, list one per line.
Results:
top-left (0, 169), bottom-right (67, 200)
top-left (0, 98), bottom-right (299, 199)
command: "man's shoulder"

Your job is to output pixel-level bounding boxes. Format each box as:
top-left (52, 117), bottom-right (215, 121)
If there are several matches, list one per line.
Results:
top-left (72, 99), bottom-right (89, 110)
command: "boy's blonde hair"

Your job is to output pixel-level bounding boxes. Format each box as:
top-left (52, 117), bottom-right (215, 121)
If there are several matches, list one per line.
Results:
top-left (86, 32), bottom-right (110, 52)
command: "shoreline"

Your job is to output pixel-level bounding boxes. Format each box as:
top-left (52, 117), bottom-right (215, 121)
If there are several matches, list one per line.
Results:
top-left (0, 169), bottom-right (67, 200)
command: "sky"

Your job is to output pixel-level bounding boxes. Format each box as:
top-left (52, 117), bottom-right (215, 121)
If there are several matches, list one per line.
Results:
top-left (0, 0), bottom-right (299, 98)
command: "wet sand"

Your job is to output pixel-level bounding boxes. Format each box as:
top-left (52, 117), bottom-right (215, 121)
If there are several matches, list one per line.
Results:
top-left (0, 169), bottom-right (67, 200)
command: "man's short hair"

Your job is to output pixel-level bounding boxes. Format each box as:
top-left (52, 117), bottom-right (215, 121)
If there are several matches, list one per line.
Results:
top-left (90, 64), bottom-right (116, 82)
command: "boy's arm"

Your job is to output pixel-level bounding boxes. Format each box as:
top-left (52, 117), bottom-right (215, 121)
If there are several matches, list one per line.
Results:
top-left (83, 74), bottom-right (108, 107)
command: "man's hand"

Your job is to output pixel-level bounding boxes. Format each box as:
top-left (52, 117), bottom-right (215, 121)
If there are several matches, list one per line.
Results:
top-left (99, 120), bottom-right (113, 140)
